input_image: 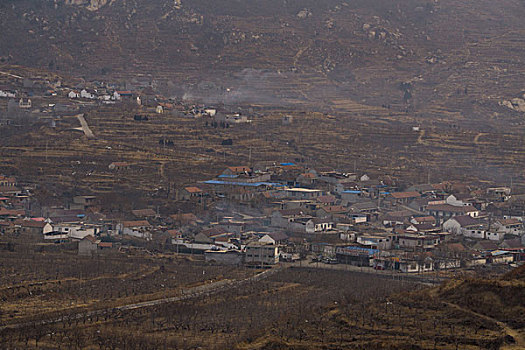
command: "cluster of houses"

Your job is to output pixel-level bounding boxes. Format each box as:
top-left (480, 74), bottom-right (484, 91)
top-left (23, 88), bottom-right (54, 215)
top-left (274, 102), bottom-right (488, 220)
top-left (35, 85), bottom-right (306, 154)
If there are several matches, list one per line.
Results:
top-left (1, 163), bottom-right (524, 272)
top-left (173, 164), bottom-right (525, 272)
top-left (1, 73), bottom-right (254, 128)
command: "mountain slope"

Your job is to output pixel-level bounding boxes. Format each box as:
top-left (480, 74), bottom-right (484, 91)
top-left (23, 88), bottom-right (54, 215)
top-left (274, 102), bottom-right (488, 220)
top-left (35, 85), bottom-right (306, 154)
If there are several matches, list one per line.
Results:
top-left (1, 0), bottom-right (525, 126)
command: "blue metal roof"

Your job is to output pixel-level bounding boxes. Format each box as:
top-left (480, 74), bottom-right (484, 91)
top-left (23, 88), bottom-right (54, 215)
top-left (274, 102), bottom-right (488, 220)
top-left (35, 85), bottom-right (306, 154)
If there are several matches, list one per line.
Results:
top-left (280, 162), bottom-right (295, 166)
top-left (342, 190), bottom-right (361, 194)
top-left (218, 174), bottom-right (238, 178)
top-left (342, 246), bottom-right (379, 255)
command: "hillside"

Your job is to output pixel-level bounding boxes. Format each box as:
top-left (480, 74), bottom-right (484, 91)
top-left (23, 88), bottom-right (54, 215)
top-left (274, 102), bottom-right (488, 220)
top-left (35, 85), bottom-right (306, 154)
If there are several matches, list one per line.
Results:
top-left (3, 263), bottom-right (525, 349)
top-left (1, 0), bottom-right (525, 128)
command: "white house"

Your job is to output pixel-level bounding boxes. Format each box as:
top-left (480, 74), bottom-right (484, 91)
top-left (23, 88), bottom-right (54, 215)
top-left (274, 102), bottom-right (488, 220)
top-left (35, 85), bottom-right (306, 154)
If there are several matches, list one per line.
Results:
top-left (0, 90), bottom-right (16, 98)
top-left (117, 220), bottom-right (152, 240)
top-left (306, 218), bottom-right (334, 234)
top-left (204, 108), bottom-right (217, 117)
top-left (245, 242), bottom-right (279, 265)
top-left (443, 215), bottom-right (482, 234)
top-left (494, 218), bottom-right (524, 236)
top-left (258, 234), bottom-right (276, 245)
top-left (80, 89), bottom-right (95, 99)
top-left (356, 234), bottom-right (392, 250)
top-left (68, 91), bottom-right (79, 99)
top-left (485, 231), bottom-right (503, 241)
top-left (445, 194), bottom-right (472, 207)
top-left (399, 258), bottom-right (434, 273)
top-left (53, 223), bottom-right (98, 240)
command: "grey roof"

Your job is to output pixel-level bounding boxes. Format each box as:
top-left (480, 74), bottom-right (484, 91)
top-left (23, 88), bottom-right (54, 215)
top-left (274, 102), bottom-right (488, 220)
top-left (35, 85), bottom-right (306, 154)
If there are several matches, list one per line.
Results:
top-left (453, 215), bottom-right (480, 227)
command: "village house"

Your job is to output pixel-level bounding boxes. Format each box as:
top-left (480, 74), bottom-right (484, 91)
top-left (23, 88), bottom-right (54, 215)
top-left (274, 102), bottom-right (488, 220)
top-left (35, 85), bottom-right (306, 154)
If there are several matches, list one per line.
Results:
top-left (387, 191), bottom-right (421, 205)
top-left (317, 171), bottom-right (357, 185)
top-left (349, 201), bottom-right (378, 215)
top-left (270, 208), bottom-right (306, 228)
top-left (486, 187), bottom-right (512, 202)
top-left (316, 205), bottom-right (347, 218)
top-left (446, 194), bottom-right (475, 207)
top-left (204, 249), bottom-right (243, 265)
top-left (78, 235), bottom-right (100, 256)
top-left (284, 188), bottom-right (323, 200)
top-left (357, 234), bottom-right (392, 250)
top-left (216, 113), bottom-right (252, 124)
top-left (316, 195), bottom-right (337, 206)
top-left (443, 215), bottom-right (487, 239)
top-left (215, 219), bottom-right (245, 235)
top-left (406, 184), bottom-right (437, 195)
top-left (500, 238), bottom-right (524, 250)
top-left (494, 218), bottom-right (524, 236)
top-left (0, 90), bottom-right (16, 98)
top-left (108, 162), bottom-right (131, 171)
top-left (410, 216), bottom-right (437, 225)
top-left (336, 246), bottom-right (378, 266)
top-left (392, 233), bottom-right (440, 251)
top-left (426, 204), bottom-right (480, 221)
top-left (52, 222), bottom-right (99, 240)
top-left (244, 242), bottom-right (279, 265)
top-left (14, 219), bottom-right (53, 236)
top-left (80, 89), bottom-right (96, 99)
top-left (179, 186), bottom-right (203, 201)
top-left (18, 98), bottom-right (31, 109)
top-left (306, 218), bottom-right (334, 234)
top-left (170, 213), bottom-right (199, 226)
top-left (0, 175), bottom-right (17, 188)
top-left (398, 257), bottom-right (434, 273)
top-left (405, 223), bottom-right (441, 234)
top-left (71, 195), bottom-right (97, 210)
top-left (260, 232), bottom-right (289, 245)
top-left (473, 240), bottom-right (499, 252)
top-left (408, 197), bottom-right (446, 212)
top-left (382, 210), bottom-right (413, 227)
top-left (222, 166), bottom-right (252, 176)
top-left (488, 250), bottom-right (514, 264)
top-left (0, 208), bottom-right (24, 219)
top-left (132, 208), bottom-right (157, 218)
top-left (485, 231), bottom-right (504, 241)
top-left (340, 189), bottom-right (364, 204)
top-left (296, 172), bottom-right (318, 187)
top-left (117, 220), bottom-right (152, 240)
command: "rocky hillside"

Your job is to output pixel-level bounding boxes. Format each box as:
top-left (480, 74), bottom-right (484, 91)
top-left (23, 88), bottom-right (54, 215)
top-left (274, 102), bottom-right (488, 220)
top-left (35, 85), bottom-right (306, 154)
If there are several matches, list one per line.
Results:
top-left (1, 0), bottom-right (525, 126)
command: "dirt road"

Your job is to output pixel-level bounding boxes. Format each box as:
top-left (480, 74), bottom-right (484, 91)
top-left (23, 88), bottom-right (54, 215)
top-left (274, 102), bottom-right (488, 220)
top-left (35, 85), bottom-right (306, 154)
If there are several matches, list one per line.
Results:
top-left (76, 114), bottom-right (95, 139)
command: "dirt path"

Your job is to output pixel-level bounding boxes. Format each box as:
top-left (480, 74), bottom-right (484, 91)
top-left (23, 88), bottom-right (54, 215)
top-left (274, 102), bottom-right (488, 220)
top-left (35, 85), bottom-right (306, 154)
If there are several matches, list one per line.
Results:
top-left (417, 129), bottom-right (426, 144)
top-left (293, 43), bottom-right (311, 67)
top-left (444, 301), bottom-right (524, 349)
top-left (76, 114), bottom-right (95, 139)
top-left (0, 71), bottom-right (23, 79)
top-left (474, 132), bottom-right (486, 144)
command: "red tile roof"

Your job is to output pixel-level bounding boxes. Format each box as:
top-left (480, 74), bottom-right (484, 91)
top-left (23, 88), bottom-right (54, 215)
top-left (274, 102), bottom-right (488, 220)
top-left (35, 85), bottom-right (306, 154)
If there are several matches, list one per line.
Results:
top-left (184, 186), bottom-right (202, 193)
